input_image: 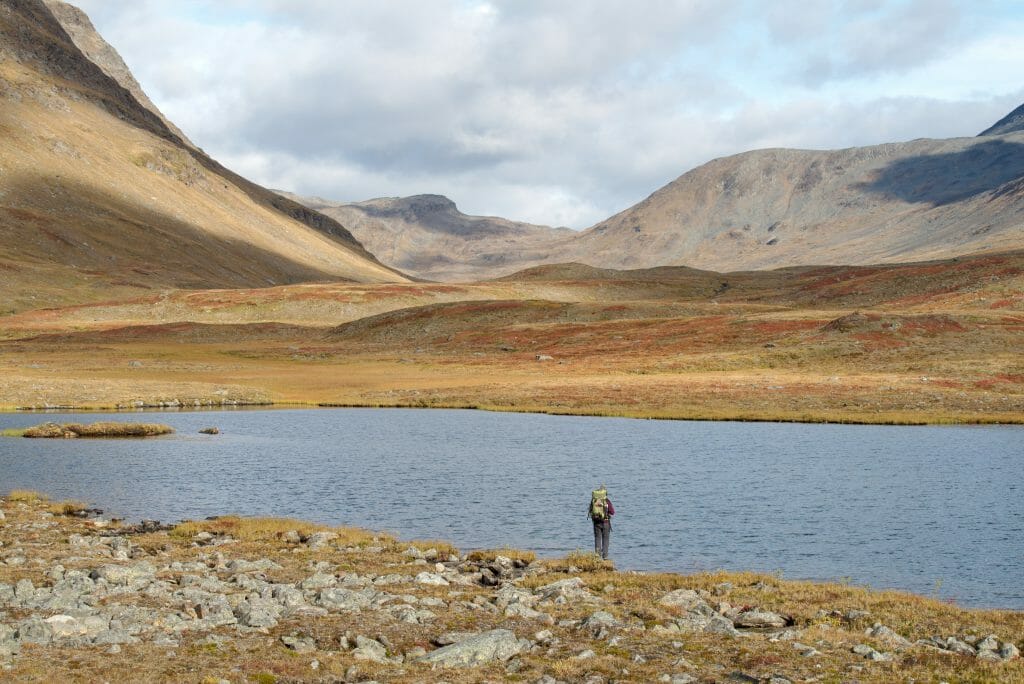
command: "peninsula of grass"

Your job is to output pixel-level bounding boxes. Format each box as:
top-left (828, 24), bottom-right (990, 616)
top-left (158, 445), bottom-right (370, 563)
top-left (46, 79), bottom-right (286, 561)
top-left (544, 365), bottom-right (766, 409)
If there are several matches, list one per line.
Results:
top-left (18, 421), bottom-right (174, 438)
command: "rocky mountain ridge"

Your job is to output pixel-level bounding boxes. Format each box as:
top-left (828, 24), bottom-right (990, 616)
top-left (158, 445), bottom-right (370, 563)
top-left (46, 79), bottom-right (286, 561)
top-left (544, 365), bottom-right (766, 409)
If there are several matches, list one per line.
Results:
top-left (287, 192), bottom-right (575, 282)
top-left (293, 106), bottom-right (1024, 281)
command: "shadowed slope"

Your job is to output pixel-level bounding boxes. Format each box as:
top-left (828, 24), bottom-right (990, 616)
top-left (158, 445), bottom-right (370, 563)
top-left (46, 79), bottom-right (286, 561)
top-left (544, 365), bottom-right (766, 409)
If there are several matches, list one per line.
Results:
top-left (0, 0), bottom-right (405, 312)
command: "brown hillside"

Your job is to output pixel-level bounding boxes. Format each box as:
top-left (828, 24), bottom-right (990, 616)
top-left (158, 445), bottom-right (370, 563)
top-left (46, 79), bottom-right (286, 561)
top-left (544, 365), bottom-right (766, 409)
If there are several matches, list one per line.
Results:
top-left (287, 193), bottom-right (576, 282)
top-left (0, 0), bottom-right (405, 313)
top-left (569, 135), bottom-right (1024, 271)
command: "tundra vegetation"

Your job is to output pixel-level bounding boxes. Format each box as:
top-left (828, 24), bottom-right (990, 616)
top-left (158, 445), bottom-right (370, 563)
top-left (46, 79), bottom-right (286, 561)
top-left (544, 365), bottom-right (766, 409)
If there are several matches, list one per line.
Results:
top-left (16, 422), bottom-right (174, 438)
top-left (0, 492), bottom-right (1021, 683)
top-left (0, 251), bottom-right (1021, 425)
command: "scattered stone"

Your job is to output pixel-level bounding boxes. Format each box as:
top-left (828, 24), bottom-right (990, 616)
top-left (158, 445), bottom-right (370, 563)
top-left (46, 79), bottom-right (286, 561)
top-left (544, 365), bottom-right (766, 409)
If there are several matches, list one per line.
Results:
top-left (280, 634), bottom-right (316, 653)
top-left (198, 427), bottom-right (219, 435)
top-left (732, 609), bottom-right (789, 629)
top-left (868, 623), bottom-right (911, 649)
top-left (418, 629), bottom-right (524, 667)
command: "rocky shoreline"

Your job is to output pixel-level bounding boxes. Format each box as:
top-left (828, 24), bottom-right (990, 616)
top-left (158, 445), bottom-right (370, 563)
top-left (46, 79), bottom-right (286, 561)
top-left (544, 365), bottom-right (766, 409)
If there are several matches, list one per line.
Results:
top-left (0, 494), bottom-right (1021, 683)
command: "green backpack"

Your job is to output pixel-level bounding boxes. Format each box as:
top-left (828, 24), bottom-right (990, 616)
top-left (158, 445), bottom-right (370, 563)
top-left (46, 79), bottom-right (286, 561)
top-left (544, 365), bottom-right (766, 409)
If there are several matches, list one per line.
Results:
top-left (590, 488), bottom-right (608, 521)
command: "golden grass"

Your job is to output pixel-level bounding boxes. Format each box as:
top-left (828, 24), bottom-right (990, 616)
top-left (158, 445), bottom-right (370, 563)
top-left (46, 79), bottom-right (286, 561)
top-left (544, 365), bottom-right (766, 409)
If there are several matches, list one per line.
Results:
top-left (6, 489), bottom-right (47, 502)
top-left (465, 547), bottom-right (537, 564)
top-left (543, 549), bottom-right (615, 573)
top-left (20, 421), bottom-right (175, 438)
top-left (406, 539), bottom-right (460, 557)
top-left (0, 427), bottom-right (26, 437)
top-left (170, 516), bottom-right (384, 547)
top-left (46, 499), bottom-right (89, 516)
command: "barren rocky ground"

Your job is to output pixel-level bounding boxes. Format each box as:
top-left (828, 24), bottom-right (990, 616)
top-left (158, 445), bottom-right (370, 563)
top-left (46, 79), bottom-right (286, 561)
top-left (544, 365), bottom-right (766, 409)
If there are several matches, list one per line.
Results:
top-left (1, 493), bottom-right (1021, 683)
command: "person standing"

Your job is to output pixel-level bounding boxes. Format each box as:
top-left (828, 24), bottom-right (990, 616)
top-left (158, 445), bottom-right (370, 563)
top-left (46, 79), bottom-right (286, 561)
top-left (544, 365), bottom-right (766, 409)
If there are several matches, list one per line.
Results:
top-left (588, 486), bottom-right (615, 560)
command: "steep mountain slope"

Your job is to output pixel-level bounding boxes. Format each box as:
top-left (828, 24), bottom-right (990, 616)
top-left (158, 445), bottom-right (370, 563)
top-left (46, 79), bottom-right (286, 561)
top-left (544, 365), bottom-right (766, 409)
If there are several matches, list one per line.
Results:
top-left (568, 132), bottom-right (1024, 271)
top-left (979, 103), bottom-right (1024, 136)
top-left (0, 0), bottom-right (404, 313)
top-left (287, 193), bottom-right (575, 282)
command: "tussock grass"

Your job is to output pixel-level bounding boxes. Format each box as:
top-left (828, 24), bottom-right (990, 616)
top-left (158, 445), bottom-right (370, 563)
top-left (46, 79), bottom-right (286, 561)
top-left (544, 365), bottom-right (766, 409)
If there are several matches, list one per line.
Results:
top-left (406, 539), bottom-right (460, 558)
top-left (47, 499), bottom-right (88, 516)
top-left (6, 489), bottom-right (47, 502)
top-left (543, 549), bottom-right (614, 573)
top-left (170, 516), bottom-right (383, 547)
top-left (22, 421), bottom-right (174, 438)
top-left (466, 547), bottom-right (537, 564)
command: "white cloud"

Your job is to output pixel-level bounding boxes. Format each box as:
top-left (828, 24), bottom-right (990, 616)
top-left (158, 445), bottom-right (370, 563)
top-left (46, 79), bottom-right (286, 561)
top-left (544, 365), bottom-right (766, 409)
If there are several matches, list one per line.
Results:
top-left (71, 0), bottom-right (1024, 228)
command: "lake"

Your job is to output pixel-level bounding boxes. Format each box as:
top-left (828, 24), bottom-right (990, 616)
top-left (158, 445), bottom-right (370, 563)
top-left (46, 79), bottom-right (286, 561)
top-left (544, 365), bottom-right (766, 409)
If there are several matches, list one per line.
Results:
top-left (1, 408), bottom-right (1021, 608)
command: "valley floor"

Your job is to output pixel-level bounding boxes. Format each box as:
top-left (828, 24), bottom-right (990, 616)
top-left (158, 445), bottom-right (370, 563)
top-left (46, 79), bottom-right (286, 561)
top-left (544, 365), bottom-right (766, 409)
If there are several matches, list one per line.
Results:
top-left (0, 251), bottom-right (1022, 424)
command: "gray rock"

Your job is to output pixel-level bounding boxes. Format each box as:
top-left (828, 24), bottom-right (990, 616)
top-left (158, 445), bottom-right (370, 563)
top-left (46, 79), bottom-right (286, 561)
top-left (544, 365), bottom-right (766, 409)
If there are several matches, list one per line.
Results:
top-left (233, 597), bottom-right (281, 628)
top-left (658, 589), bottom-right (708, 612)
top-left (224, 558), bottom-right (281, 574)
top-left (305, 532), bottom-right (337, 550)
top-left (281, 635), bottom-right (316, 653)
top-left (1000, 642), bottom-right (1020, 660)
top-left (433, 631), bottom-right (479, 646)
top-left (109, 537), bottom-right (132, 561)
top-left (16, 617), bottom-right (53, 645)
top-left (732, 609), bottom-right (788, 629)
top-left (852, 643), bottom-right (891, 661)
top-left (91, 629), bottom-right (140, 646)
top-left (193, 594), bottom-right (238, 626)
top-left (352, 635), bottom-right (389, 663)
top-left (272, 585), bottom-right (307, 608)
top-left (536, 577), bottom-right (592, 603)
top-left (91, 562), bottom-right (155, 587)
top-left (580, 610), bottom-right (620, 637)
top-left (976, 634), bottom-right (1000, 652)
top-left (868, 624), bottom-right (911, 648)
top-left (299, 572), bottom-right (336, 590)
top-left (316, 587), bottom-right (371, 612)
top-left (977, 649), bottom-right (1002, 662)
top-left (418, 629), bottom-right (524, 667)
top-left (945, 637), bottom-right (977, 656)
top-left (414, 572), bottom-right (449, 586)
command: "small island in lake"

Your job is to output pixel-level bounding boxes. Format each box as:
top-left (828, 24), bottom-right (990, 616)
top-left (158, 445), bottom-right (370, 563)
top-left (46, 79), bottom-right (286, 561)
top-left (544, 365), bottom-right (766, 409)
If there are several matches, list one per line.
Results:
top-left (7, 422), bottom-right (175, 439)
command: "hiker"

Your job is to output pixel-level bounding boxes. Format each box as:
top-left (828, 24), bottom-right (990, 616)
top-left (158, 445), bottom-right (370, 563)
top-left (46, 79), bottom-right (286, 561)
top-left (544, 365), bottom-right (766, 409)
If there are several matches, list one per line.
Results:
top-left (588, 486), bottom-right (615, 560)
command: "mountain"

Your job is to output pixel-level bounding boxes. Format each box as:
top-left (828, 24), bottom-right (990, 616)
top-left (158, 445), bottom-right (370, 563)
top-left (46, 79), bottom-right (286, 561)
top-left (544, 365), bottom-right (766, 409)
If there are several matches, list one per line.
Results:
top-left (0, 0), bottom-right (405, 313)
top-left (291, 105), bottom-right (1024, 280)
top-left (284, 193), bottom-right (575, 282)
top-left (979, 103), bottom-right (1024, 136)
top-left (567, 131), bottom-right (1024, 271)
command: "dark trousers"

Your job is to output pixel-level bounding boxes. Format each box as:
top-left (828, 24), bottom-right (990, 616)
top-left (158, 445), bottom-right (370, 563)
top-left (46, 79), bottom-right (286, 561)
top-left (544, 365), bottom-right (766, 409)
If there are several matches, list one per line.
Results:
top-left (592, 519), bottom-right (611, 559)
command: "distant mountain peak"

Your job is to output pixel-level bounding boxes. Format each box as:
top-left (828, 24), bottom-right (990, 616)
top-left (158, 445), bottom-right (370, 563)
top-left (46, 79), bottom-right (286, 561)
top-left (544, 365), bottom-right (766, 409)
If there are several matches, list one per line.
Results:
top-left (978, 102), bottom-right (1024, 136)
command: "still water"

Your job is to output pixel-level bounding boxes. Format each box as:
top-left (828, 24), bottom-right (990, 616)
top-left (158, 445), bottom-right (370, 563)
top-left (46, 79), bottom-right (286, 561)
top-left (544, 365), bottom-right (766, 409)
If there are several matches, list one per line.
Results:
top-left (0, 408), bottom-right (1021, 608)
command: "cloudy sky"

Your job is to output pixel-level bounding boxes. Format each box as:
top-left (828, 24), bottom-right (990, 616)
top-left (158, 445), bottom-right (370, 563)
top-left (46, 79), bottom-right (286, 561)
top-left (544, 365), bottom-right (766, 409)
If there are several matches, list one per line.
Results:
top-left (75, 0), bottom-right (1024, 228)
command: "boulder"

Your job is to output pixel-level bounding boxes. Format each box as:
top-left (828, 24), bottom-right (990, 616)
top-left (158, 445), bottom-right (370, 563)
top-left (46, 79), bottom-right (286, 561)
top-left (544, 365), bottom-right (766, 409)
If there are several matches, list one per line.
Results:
top-left (868, 624), bottom-right (911, 649)
top-left (414, 572), bottom-right (449, 586)
top-left (91, 562), bottom-right (155, 587)
top-left (305, 532), bottom-right (337, 550)
top-left (658, 589), bottom-right (710, 613)
top-left (732, 610), bottom-right (788, 629)
top-left (418, 629), bottom-right (525, 667)
top-left (233, 597), bottom-right (281, 628)
top-left (281, 635), bottom-right (316, 653)
top-left (316, 587), bottom-right (371, 612)
top-left (299, 572), bottom-right (336, 590)
top-left (352, 635), bottom-right (390, 663)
